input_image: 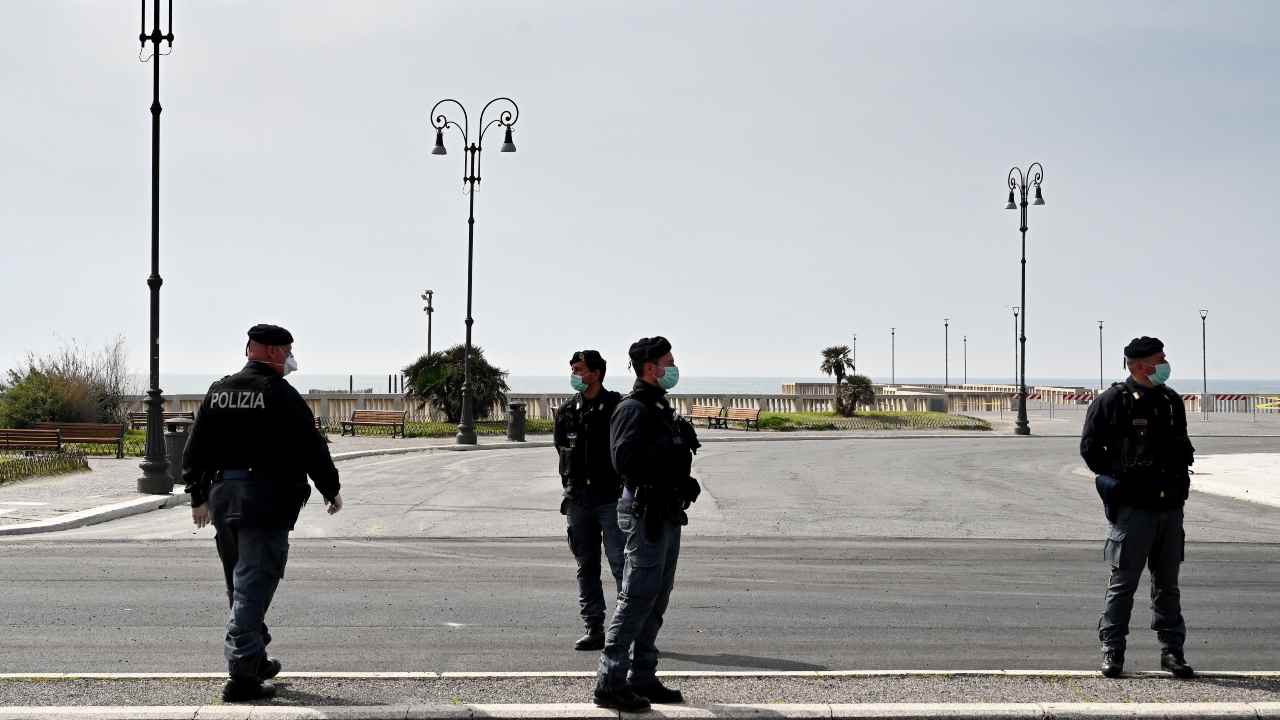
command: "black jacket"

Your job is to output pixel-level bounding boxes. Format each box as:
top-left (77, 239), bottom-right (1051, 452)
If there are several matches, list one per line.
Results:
top-left (609, 379), bottom-right (699, 519)
top-left (554, 388), bottom-right (624, 507)
top-left (182, 362), bottom-right (340, 529)
top-left (1080, 377), bottom-right (1195, 511)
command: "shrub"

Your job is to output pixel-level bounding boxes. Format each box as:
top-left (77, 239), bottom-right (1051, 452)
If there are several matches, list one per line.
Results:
top-left (0, 339), bottom-right (133, 428)
top-left (403, 345), bottom-right (510, 424)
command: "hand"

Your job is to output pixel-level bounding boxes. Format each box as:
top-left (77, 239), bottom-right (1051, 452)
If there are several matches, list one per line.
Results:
top-left (326, 493), bottom-right (344, 515)
top-left (191, 504), bottom-right (210, 529)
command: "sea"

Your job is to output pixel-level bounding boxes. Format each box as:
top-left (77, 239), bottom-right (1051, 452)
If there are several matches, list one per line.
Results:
top-left (132, 374), bottom-right (1280, 396)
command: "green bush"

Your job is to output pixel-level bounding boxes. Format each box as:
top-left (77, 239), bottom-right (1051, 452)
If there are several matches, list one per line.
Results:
top-left (0, 339), bottom-right (132, 428)
top-left (404, 345), bottom-right (510, 424)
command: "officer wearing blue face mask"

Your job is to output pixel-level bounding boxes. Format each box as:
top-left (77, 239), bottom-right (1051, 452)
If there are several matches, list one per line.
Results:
top-left (594, 336), bottom-right (701, 711)
top-left (554, 350), bottom-right (626, 651)
top-left (182, 324), bottom-right (343, 702)
top-left (1081, 336), bottom-right (1196, 680)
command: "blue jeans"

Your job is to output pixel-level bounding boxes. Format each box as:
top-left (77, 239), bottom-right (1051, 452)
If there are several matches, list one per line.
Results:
top-left (215, 524), bottom-right (290, 678)
top-left (1098, 506), bottom-right (1186, 652)
top-left (566, 499), bottom-right (626, 628)
top-left (597, 495), bottom-right (682, 690)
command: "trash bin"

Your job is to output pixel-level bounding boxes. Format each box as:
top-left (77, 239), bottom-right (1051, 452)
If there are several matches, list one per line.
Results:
top-left (163, 417), bottom-right (195, 489)
top-left (506, 401), bottom-right (527, 442)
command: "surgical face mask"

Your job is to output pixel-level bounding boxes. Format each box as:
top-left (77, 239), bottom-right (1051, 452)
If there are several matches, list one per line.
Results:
top-left (282, 353), bottom-right (298, 377)
top-left (1149, 362), bottom-right (1171, 386)
top-left (658, 364), bottom-right (680, 390)
top-left (570, 374), bottom-right (588, 393)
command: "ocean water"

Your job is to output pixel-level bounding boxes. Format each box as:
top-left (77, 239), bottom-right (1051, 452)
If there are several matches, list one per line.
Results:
top-left (133, 373), bottom-right (1280, 396)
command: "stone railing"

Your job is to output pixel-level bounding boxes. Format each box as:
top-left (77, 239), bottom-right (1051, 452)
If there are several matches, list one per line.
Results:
top-left (122, 389), bottom-right (1280, 425)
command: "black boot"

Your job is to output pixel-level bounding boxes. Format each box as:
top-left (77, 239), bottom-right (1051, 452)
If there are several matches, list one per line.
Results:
top-left (574, 625), bottom-right (605, 651)
top-left (258, 656), bottom-right (282, 680)
top-left (222, 678), bottom-right (276, 703)
top-left (630, 678), bottom-right (684, 704)
top-left (1161, 649), bottom-right (1195, 678)
top-left (594, 686), bottom-right (651, 712)
top-left (1101, 647), bottom-right (1125, 678)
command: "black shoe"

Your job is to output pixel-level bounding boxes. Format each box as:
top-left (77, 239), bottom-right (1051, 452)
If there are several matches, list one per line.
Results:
top-left (1161, 649), bottom-right (1195, 678)
top-left (258, 656), bottom-right (282, 680)
top-left (594, 687), bottom-right (651, 712)
top-left (575, 626), bottom-right (605, 651)
top-left (221, 678), bottom-right (276, 703)
top-left (630, 679), bottom-right (684, 704)
top-left (1101, 647), bottom-right (1125, 678)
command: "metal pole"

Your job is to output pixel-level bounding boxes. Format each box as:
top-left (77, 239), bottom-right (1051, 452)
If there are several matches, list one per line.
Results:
top-left (891, 328), bottom-right (895, 385)
top-left (944, 319), bottom-right (949, 388)
top-left (1200, 309), bottom-right (1208, 421)
top-left (138, 0), bottom-right (175, 493)
top-left (457, 144), bottom-right (479, 444)
top-left (1007, 163), bottom-right (1043, 436)
top-left (422, 289), bottom-right (434, 356)
top-left (1098, 320), bottom-right (1104, 393)
top-left (963, 335), bottom-right (967, 386)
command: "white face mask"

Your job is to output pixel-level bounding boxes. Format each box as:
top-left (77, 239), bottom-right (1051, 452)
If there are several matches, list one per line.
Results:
top-left (283, 353), bottom-right (298, 376)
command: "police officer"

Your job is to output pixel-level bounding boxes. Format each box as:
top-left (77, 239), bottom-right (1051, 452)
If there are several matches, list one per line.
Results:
top-left (555, 350), bottom-right (626, 651)
top-left (594, 336), bottom-right (701, 711)
top-left (183, 324), bottom-right (344, 702)
top-left (1081, 336), bottom-right (1195, 679)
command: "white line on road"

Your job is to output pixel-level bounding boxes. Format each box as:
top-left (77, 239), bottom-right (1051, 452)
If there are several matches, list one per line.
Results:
top-left (0, 670), bottom-right (1276, 680)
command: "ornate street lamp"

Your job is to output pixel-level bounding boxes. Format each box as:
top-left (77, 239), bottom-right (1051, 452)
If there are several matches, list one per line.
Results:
top-left (1200, 309), bottom-right (1209, 420)
top-left (429, 97), bottom-right (520, 445)
top-left (137, 0), bottom-right (175, 494)
top-left (890, 327), bottom-right (895, 385)
top-left (943, 318), bottom-right (950, 388)
top-left (421, 289), bottom-right (434, 355)
top-left (1097, 320), bottom-right (1104, 393)
top-left (1005, 163), bottom-right (1045, 435)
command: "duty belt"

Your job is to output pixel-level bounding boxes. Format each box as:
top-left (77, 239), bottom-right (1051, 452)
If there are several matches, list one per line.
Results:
top-left (219, 469), bottom-right (252, 481)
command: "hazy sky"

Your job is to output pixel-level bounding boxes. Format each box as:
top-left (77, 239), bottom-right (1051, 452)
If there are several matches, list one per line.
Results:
top-left (2, 1), bottom-right (1276, 383)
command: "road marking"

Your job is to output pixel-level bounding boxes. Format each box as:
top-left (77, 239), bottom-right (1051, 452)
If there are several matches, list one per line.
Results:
top-left (0, 502), bottom-right (48, 507)
top-left (0, 670), bottom-right (1276, 680)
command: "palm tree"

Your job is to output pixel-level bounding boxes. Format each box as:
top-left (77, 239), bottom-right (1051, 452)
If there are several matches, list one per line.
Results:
top-left (819, 345), bottom-right (855, 414)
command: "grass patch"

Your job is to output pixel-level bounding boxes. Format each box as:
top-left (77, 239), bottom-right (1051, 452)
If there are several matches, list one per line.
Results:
top-left (0, 451), bottom-right (90, 486)
top-left (757, 411), bottom-right (990, 432)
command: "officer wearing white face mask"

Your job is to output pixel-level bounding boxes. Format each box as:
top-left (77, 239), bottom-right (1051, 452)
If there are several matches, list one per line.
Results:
top-left (1082, 336), bottom-right (1196, 680)
top-left (182, 323), bottom-right (343, 702)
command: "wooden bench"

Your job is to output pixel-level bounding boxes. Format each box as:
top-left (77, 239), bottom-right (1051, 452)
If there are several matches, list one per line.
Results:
top-left (688, 404), bottom-right (726, 428)
top-left (723, 407), bottom-right (762, 430)
top-left (127, 411), bottom-right (195, 430)
top-left (0, 428), bottom-right (63, 453)
top-left (340, 410), bottom-right (407, 438)
top-left (33, 422), bottom-right (126, 458)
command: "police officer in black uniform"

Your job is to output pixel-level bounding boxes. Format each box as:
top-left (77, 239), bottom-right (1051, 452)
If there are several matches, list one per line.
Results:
top-left (555, 350), bottom-right (626, 651)
top-left (594, 336), bottom-right (701, 711)
top-left (183, 324), bottom-right (344, 702)
top-left (1081, 336), bottom-right (1195, 679)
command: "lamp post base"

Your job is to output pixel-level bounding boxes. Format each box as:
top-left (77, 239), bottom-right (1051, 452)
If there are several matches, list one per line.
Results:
top-left (1014, 422), bottom-right (1031, 436)
top-left (137, 389), bottom-right (172, 494)
top-left (455, 426), bottom-right (477, 445)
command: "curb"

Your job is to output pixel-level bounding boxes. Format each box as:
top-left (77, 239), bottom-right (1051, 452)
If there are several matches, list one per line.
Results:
top-left (0, 702), bottom-right (1276, 720)
top-left (0, 491), bottom-right (189, 537)
top-left (2, 671), bottom-right (1276, 680)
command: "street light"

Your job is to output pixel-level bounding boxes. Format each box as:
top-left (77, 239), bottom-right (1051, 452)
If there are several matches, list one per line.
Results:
top-left (1097, 320), bottom-right (1104, 393)
top-left (429, 97), bottom-right (520, 445)
top-left (852, 333), bottom-right (857, 375)
top-left (1005, 163), bottom-right (1045, 436)
top-left (963, 335), bottom-right (967, 386)
top-left (890, 327), bottom-right (896, 385)
top-left (421, 289), bottom-right (434, 355)
top-left (1011, 306), bottom-right (1020, 388)
top-left (944, 318), bottom-right (950, 388)
top-left (1200, 309), bottom-right (1209, 420)
top-left (137, 0), bottom-right (175, 494)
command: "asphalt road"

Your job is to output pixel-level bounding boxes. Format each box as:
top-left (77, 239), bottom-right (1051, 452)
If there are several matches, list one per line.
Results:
top-left (1, 436), bottom-right (1276, 674)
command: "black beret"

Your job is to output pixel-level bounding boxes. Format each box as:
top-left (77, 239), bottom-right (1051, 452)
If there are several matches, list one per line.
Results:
top-left (247, 324), bottom-right (294, 346)
top-left (1124, 336), bottom-right (1164, 359)
top-left (570, 350), bottom-right (606, 371)
top-left (628, 336), bottom-right (672, 367)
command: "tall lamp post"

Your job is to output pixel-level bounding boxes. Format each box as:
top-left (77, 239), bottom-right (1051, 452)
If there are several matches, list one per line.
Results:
top-left (137, 0), bottom-right (175, 494)
top-left (429, 97), bottom-right (520, 445)
top-left (890, 328), bottom-right (896, 385)
top-left (1200, 309), bottom-right (1208, 420)
top-left (943, 318), bottom-right (950, 388)
top-left (1011, 306), bottom-right (1020, 387)
top-left (421, 289), bottom-right (434, 355)
top-left (963, 335), bottom-right (967, 386)
top-left (852, 333), bottom-right (857, 374)
top-left (1097, 320), bottom-right (1104, 393)
top-left (1005, 163), bottom-right (1045, 436)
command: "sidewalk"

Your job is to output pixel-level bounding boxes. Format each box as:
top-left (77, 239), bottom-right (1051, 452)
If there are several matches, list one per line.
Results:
top-left (0, 671), bottom-right (1276, 710)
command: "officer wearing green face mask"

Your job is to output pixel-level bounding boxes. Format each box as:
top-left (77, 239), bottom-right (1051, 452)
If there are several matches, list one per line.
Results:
top-left (594, 336), bottom-right (701, 711)
top-left (1081, 336), bottom-right (1196, 680)
top-left (554, 350), bottom-right (625, 651)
